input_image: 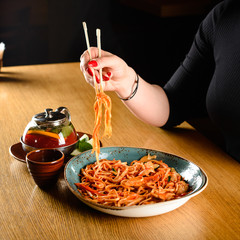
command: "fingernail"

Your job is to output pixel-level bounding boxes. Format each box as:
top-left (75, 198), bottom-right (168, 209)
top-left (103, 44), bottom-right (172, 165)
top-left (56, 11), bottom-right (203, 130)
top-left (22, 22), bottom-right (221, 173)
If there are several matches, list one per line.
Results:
top-left (107, 72), bottom-right (111, 77)
top-left (87, 67), bottom-right (93, 76)
top-left (103, 75), bottom-right (110, 81)
top-left (88, 60), bottom-right (98, 67)
top-left (95, 75), bottom-right (100, 84)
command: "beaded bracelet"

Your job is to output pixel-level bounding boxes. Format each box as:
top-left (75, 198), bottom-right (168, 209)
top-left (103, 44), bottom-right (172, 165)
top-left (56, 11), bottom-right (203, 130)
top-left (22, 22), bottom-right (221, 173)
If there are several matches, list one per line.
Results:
top-left (119, 74), bottom-right (139, 101)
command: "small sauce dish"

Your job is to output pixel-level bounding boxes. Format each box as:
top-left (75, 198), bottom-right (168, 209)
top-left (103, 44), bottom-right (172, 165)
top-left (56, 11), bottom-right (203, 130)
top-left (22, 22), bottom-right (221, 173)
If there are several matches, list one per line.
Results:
top-left (26, 149), bottom-right (64, 188)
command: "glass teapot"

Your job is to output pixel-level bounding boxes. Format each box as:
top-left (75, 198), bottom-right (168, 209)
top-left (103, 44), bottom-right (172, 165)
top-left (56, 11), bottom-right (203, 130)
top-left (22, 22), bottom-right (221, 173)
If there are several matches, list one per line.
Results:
top-left (22, 107), bottom-right (78, 148)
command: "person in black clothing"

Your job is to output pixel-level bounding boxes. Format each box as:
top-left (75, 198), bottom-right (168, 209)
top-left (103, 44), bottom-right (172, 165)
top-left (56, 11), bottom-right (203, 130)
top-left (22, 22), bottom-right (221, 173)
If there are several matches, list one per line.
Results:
top-left (80, 0), bottom-right (240, 162)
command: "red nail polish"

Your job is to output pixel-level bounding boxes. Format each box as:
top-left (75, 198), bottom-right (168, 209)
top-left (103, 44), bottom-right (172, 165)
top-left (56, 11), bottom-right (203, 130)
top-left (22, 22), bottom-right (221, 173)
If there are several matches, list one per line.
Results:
top-left (103, 75), bottom-right (110, 81)
top-left (95, 75), bottom-right (100, 84)
top-left (87, 67), bottom-right (93, 76)
top-left (88, 60), bottom-right (98, 67)
top-left (107, 72), bottom-right (111, 77)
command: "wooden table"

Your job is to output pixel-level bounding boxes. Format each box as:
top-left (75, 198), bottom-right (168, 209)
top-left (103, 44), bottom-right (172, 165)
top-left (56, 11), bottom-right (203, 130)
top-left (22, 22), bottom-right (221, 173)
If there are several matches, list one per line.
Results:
top-left (0, 63), bottom-right (239, 240)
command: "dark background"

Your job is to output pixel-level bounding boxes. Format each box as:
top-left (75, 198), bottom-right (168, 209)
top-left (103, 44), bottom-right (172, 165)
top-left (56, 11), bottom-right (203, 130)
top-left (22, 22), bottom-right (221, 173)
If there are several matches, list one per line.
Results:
top-left (0, 0), bottom-right (220, 86)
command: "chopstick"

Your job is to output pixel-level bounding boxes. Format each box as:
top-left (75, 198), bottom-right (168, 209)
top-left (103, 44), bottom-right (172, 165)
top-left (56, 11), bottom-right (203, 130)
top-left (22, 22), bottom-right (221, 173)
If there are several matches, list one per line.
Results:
top-left (82, 22), bottom-right (92, 59)
top-left (96, 28), bottom-right (104, 91)
top-left (82, 22), bottom-right (104, 92)
top-left (82, 22), bottom-right (98, 92)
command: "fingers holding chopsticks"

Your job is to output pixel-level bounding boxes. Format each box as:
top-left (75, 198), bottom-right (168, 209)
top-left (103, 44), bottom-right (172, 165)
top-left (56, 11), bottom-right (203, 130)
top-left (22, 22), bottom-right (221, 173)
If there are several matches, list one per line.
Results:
top-left (80, 45), bottom-right (135, 93)
top-left (80, 47), bottom-right (113, 85)
top-left (81, 21), bottom-right (135, 93)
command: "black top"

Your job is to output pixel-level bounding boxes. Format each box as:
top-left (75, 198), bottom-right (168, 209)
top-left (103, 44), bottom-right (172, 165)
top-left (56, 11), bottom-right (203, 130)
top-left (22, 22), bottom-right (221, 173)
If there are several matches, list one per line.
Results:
top-left (163, 0), bottom-right (240, 161)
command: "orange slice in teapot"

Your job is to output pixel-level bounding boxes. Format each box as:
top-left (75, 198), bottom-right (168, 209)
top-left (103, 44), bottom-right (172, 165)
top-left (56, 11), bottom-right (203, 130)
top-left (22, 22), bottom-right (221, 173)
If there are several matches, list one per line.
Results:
top-left (27, 130), bottom-right (60, 139)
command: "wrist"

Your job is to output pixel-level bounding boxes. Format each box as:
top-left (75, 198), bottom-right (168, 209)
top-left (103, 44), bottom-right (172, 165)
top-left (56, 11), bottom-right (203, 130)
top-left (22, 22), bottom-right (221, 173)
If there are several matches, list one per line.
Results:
top-left (115, 68), bottom-right (138, 99)
top-left (118, 74), bottom-right (139, 101)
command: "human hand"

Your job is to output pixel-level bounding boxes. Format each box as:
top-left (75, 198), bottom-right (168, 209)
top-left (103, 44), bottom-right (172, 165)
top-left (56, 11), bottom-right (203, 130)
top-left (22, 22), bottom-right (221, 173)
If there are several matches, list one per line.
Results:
top-left (80, 47), bottom-right (136, 97)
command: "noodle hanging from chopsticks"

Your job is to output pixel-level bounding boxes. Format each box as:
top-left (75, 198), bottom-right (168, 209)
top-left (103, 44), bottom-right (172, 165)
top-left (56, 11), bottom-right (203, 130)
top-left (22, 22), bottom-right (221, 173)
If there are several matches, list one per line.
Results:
top-left (92, 89), bottom-right (112, 163)
top-left (82, 23), bottom-right (112, 163)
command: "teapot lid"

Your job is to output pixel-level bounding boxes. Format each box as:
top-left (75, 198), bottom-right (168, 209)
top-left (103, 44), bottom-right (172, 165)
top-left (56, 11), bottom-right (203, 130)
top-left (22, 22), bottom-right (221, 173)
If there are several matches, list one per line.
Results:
top-left (33, 107), bottom-right (70, 125)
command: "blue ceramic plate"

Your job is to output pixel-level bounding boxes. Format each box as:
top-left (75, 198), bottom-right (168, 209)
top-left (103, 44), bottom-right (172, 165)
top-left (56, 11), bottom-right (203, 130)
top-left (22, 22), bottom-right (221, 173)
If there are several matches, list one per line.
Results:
top-left (64, 147), bottom-right (208, 217)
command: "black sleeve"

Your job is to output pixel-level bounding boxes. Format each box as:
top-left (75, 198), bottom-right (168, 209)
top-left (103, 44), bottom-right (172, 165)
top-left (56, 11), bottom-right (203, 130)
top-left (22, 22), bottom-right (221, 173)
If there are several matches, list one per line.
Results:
top-left (162, 2), bottom-right (225, 128)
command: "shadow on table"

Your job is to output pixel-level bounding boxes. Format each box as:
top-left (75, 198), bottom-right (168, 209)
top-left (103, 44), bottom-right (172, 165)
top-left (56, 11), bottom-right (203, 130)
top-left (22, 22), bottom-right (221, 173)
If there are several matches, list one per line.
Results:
top-left (0, 72), bottom-right (30, 83)
top-left (36, 170), bottom-right (112, 218)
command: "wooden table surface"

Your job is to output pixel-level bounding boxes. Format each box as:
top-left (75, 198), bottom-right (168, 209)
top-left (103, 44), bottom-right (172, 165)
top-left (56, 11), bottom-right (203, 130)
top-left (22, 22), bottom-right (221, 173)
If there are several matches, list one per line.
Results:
top-left (0, 63), bottom-right (239, 240)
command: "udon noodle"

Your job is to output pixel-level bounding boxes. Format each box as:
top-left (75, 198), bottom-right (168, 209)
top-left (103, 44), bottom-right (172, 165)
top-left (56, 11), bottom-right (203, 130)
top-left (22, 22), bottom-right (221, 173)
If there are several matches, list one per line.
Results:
top-left (75, 154), bottom-right (189, 207)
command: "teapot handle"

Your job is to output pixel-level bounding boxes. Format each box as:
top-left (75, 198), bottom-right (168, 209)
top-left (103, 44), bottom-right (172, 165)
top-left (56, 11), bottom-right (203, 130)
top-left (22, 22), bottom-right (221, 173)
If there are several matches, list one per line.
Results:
top-left (56, 107), bottom-right (71, 121)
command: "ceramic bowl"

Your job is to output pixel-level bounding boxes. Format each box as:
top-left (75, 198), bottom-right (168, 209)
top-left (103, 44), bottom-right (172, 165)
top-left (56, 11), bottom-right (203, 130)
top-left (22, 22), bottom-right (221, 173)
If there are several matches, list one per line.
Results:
top-left (64, 147), bottom-right (208, 217)
top-left (26, 149), bottom-right (64, 188)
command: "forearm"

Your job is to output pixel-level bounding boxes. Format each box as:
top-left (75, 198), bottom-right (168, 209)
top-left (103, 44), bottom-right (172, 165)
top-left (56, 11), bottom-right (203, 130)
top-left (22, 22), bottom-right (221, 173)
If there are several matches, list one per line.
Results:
top-left (116, 74), bottom-right (170, 127)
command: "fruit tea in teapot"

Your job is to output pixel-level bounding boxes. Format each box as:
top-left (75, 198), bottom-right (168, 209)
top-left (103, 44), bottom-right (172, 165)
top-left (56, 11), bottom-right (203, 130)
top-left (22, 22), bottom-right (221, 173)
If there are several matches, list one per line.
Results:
top-left (22, 107), bottom-right (78, 148)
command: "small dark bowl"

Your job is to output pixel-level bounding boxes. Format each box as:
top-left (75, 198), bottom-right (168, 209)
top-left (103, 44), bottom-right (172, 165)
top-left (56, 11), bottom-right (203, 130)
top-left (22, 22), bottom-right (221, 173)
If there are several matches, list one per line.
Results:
top-left (26, 148), bottom-right (64, 188)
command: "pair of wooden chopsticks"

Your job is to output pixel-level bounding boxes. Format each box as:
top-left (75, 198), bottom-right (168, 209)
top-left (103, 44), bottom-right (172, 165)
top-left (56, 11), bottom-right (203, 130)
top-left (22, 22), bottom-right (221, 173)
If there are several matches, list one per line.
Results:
top-left (82, 22), bottom-right (103, 92)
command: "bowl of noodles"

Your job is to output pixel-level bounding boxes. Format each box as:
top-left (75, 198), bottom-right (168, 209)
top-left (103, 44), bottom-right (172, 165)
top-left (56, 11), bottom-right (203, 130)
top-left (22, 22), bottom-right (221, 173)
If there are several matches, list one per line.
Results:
top-left (64, 147), bottom-right (208, 217)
